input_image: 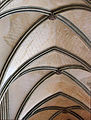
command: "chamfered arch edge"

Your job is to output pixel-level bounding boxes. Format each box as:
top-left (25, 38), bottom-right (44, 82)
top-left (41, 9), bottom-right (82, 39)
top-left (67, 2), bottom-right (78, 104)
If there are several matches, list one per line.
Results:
top-left (22, 106), bottom-right (84, 120)
top-left (0, 46), bottom-right (91, 105)
top-left (0, 4), bottom-right (91, 85)
top-left (14, 66), bottom-right (90, 119)
top-left (21, 92), bottom-right (90, 120)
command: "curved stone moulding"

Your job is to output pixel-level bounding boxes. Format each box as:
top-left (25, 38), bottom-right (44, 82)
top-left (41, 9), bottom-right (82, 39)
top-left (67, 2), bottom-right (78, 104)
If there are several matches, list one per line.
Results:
top-left (21, 92), bottom-right (90, 120)
top-left (0, 14), bottom-right (47, 84)
top-left (0, 4), bottom-right (91, 87)
top-left (13, 67), bottom-right (90, 119)
top-left (2, 65), bottom-right (87, 119)
top-left (1, 15), bottom-right (91, 88)
top-left (0, 1), bottom-right (91, 120)
top-left (0, 0), bottom-right (90, 12)
top-left (24, 106), bottom-right (84, 120)
top-left (1, 46), bottom-right (91, 104)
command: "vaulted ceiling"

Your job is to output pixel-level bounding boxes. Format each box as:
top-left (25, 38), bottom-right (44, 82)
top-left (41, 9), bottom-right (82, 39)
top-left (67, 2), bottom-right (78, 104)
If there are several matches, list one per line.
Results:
top-left (0, 0), bottom-right (91, 120)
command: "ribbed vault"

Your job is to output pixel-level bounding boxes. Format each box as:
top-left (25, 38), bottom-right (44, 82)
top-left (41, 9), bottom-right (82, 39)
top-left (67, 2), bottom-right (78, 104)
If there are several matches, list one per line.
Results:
top-left (0, 0), bottom-right (91, 120)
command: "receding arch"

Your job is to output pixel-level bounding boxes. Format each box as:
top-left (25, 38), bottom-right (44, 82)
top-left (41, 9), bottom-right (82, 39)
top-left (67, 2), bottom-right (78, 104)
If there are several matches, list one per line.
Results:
top-left (17, 65), bottom-right (90, 95)
top-left (31, 106), bottom-right (83, 116)
top-left (21, 92), bottom-right (90, 120)
top-left (1, 5), bottom-right (91, 86)
top-left (0, 6), bottom-right (50, 19)
top-left (22, 106), bottom-right (83, 120)
top-left (0, 4), bottom-right (91, 19)
top-left (1, 13), bottom-right (91, 85)
top-left (1, 46), bottom-right (91, 105)
top-left (14, 65), bottom-right (90, 119)
top-left (49, 109), bottom-right (84, 120)
top-left (18, 65), bottom-right (88, 77)
top-left (0, 1), bottom-right (90, 120)
top-left (1, 0), bottom-right (91, 12)
top-left (0, 15), bottom-right (49, 83)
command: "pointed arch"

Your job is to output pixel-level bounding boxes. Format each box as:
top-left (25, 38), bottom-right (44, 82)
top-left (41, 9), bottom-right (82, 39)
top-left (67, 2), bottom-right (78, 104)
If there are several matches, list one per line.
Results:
top-left (0, 46), bottom-right (91, 104)
top-left (22, 106), bottom-right (84, 120)
top-left (14, 65), bottom-right (90, 119)
top-left (21, 92), bottom-right (90, 120)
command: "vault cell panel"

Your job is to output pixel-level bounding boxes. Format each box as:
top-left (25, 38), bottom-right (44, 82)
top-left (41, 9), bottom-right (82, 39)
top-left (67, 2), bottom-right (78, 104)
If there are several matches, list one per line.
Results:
top-left (20, 95), bottom-right (80, 119)
top-left (61, 10), bottom-right (91, 40)
top-left (9, 70), bottom-right (50, 119)
top-left (73, 109), bottom-right (90, 120)
top-left (55, 19), bottom-right (91, 64)
top-left (66, 69), bottom-right (91, 89)
top-left (29, 110), bottom-right (57, 120)
top-left (1, 0), bottom-right (85, 12)
top-left (0, 12), bottom-right (42, 85)
top-left (54, 113), bottom-right (78, 120)
top-left (3, 19), bottom-right (88, 85)
top-left (19, 74), bottom-right (90, 119)
top-left (25, 51), bottom-right (82, 70)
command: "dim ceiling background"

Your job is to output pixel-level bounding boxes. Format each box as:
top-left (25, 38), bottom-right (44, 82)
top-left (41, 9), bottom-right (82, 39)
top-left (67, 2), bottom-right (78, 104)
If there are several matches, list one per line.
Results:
top-left (0, 0), bottom-right (91, 120)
